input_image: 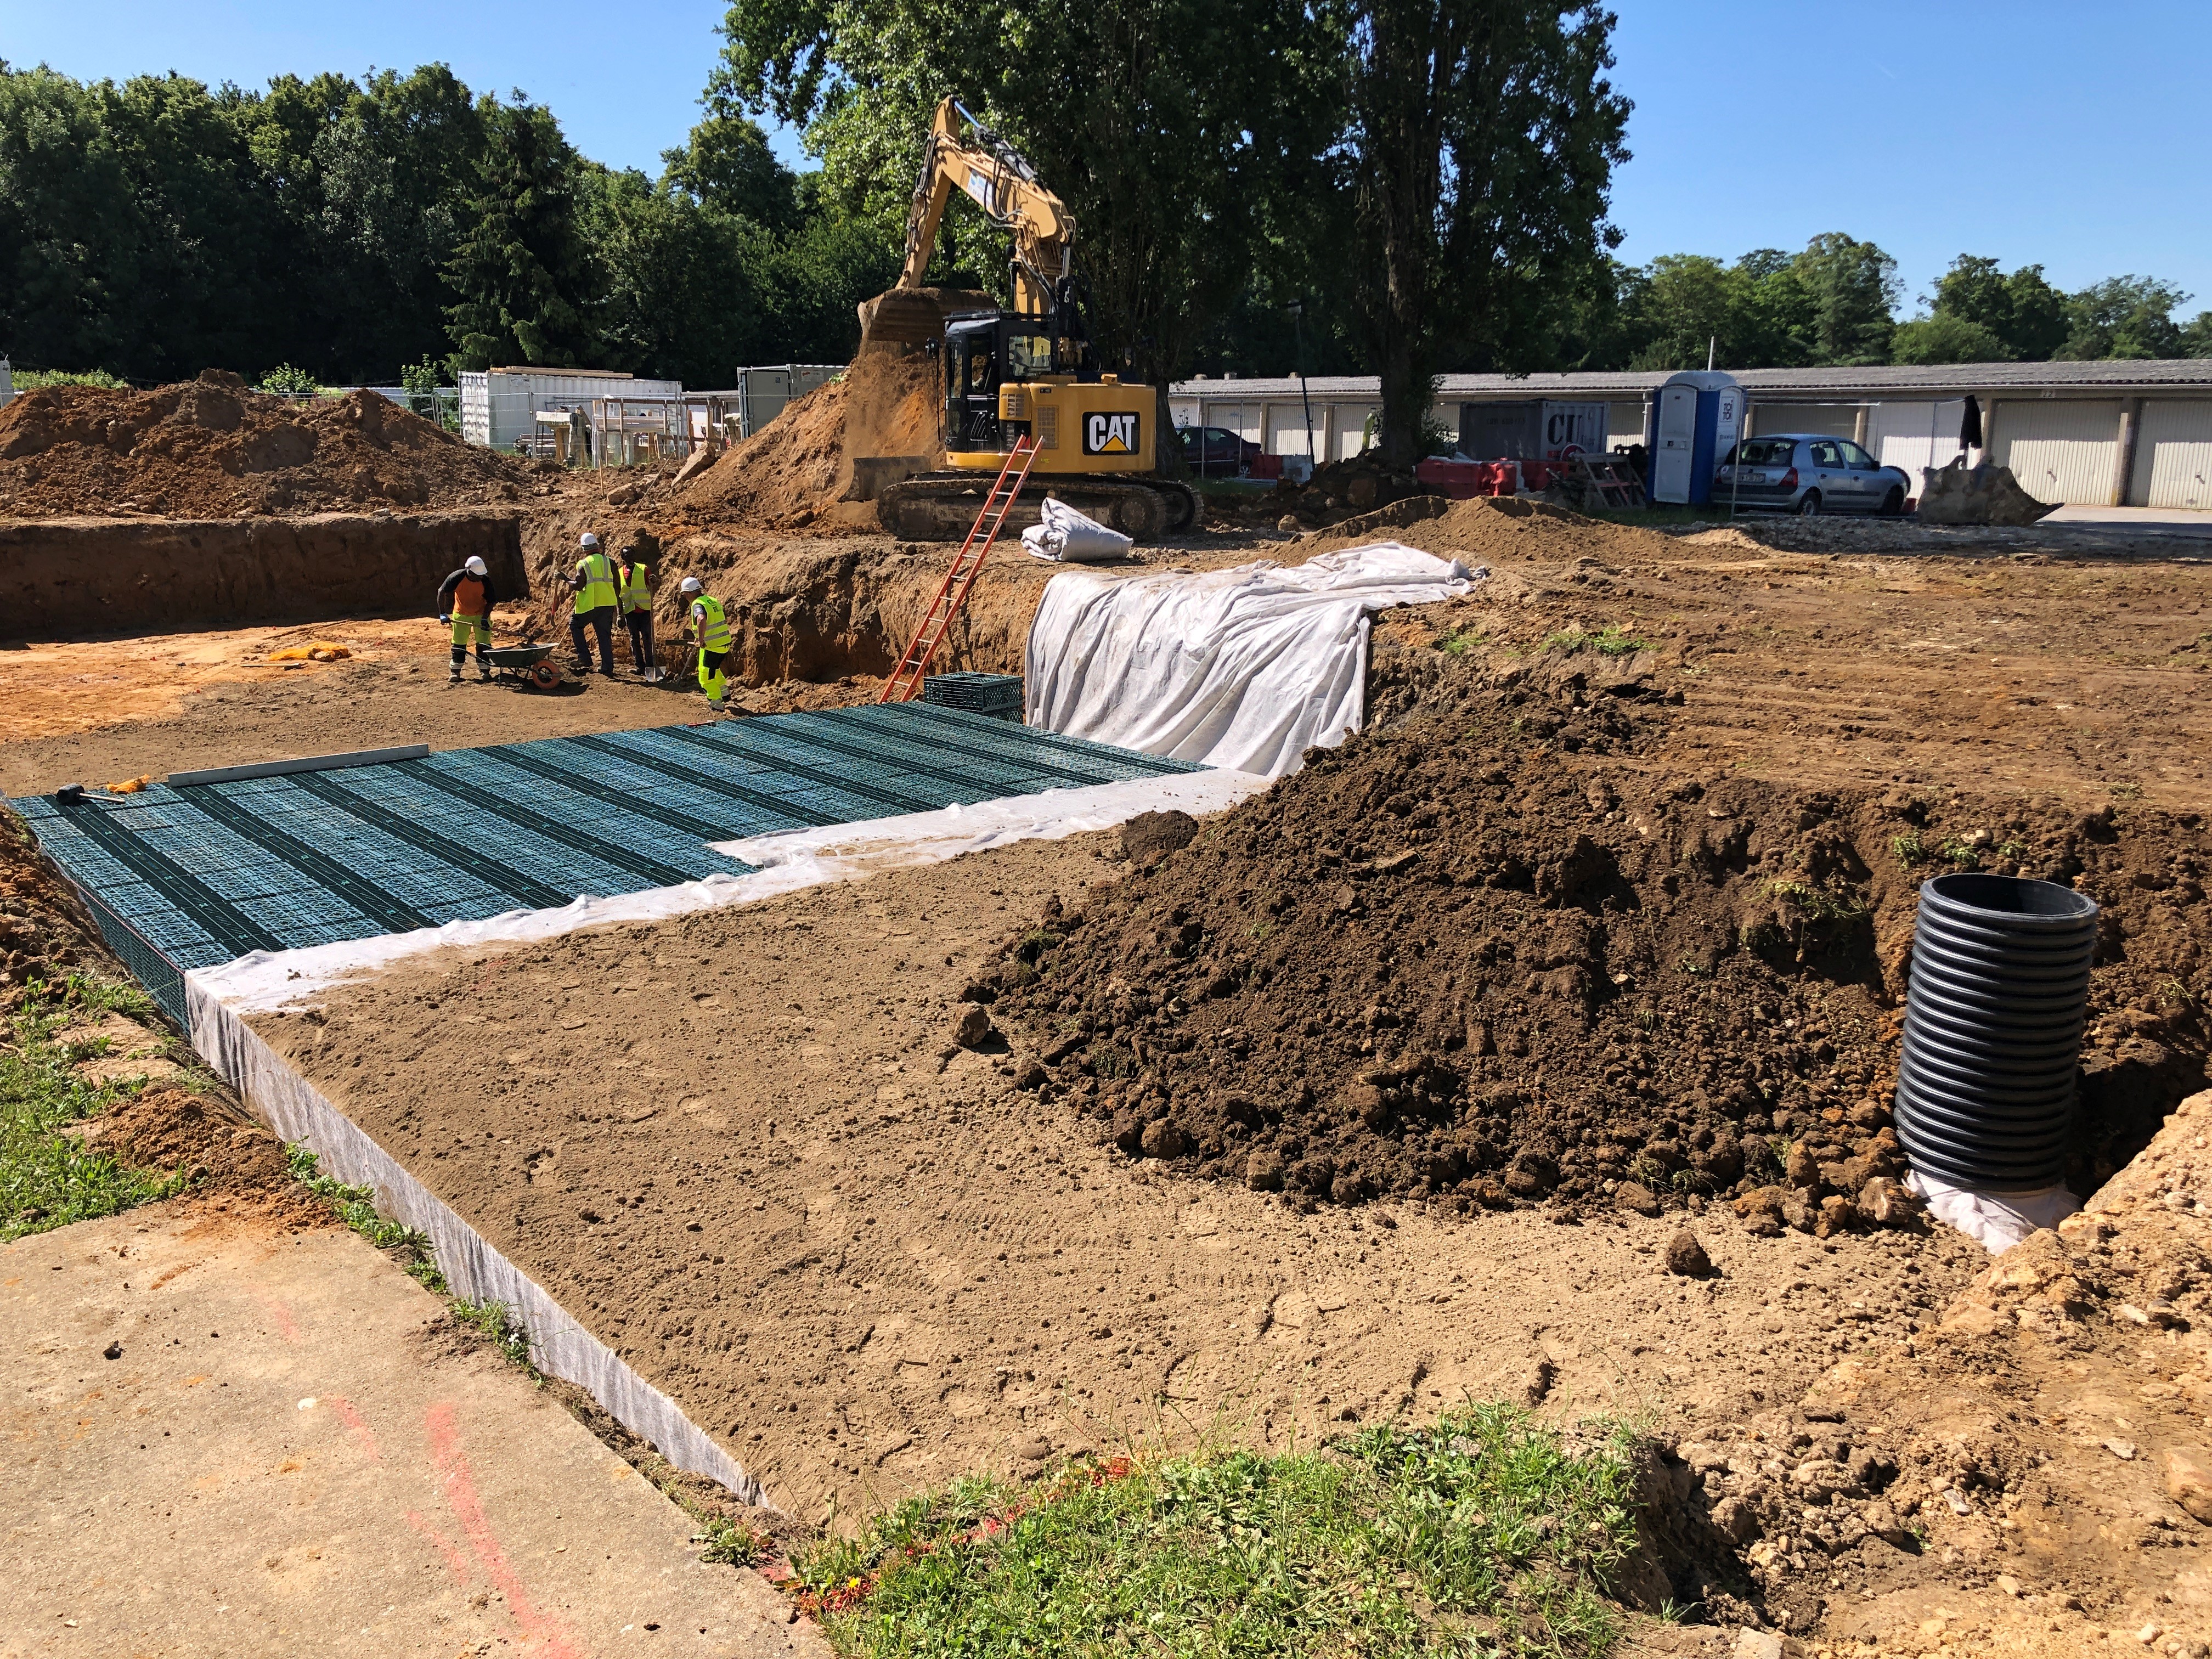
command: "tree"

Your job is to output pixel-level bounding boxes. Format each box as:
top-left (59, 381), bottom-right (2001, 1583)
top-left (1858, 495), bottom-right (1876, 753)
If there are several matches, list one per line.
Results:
top-left (661, 108), bottom-right (798, 230)
top-left (579, 164), bottom-right (770, 385)
top-left (1927, 255), bottom-right (2066, 360)
top-left (1891, 313), bottom-right (2014, 365)
top-left (444, 95), bottom-right (596, 370)
top-left (2059, 275), bottom-right (2190, 361)
top-left (1790, 232), bottom-right (1896, 365)
top-left (2183, 311), bottom-right (2212, 359)
top-left (1337, 0), bottom-right (1630, 465)
top-left (712, 0), bottom-right (1340, 442)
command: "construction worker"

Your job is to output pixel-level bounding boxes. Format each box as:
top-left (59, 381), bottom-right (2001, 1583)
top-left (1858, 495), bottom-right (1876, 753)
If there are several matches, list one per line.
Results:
top-left (617, 543), bottom-right (657, 678)
top-left (435, 555), bottom-right (497, 683)
top-left (568, 531), bottom-right (618, 677)
top-left (678, 576), bottom-right (733, 712)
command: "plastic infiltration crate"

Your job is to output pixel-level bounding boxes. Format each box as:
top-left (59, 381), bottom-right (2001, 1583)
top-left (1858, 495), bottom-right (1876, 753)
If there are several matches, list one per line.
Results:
top-left (922, 672), bottom-right (1025, 721)
top-left (9, 707), bottom-right (1199, 1035)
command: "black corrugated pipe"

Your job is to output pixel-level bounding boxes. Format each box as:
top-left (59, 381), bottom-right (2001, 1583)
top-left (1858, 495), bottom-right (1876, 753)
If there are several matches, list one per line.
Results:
top-left (1895, 872), bottom-right (2099, 1192)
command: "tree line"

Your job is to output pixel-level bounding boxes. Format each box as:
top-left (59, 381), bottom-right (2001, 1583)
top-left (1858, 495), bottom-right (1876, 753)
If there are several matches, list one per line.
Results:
top-left (5, 2), bottom-right (2209, 464)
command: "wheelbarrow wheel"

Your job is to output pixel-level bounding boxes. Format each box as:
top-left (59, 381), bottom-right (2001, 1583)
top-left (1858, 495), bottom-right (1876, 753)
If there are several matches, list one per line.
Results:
top-left (528, 661), bottom-right (562, 691)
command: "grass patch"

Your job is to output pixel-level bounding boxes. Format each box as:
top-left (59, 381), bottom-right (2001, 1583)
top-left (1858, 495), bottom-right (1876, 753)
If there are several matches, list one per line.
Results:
top-left (1434, 625), bottom-right (1485, 656)
top-left (1542, 625), bottom-right (1652, 659)
top-left (1, 979), bottom-right (188, 1242)
top-left (789, 1402), bottom-right (1642, 1657)
top-left (285, 1143), bottom-right (443, 1285)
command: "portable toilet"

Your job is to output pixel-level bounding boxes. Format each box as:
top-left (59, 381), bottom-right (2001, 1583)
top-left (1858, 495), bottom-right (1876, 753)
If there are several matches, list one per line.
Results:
top-left (1645, 371), bottom-right (1743, 505)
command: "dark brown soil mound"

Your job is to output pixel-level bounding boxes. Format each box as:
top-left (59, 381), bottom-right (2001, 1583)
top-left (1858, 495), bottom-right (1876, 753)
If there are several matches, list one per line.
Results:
top-left (991, 672), bottom-right (2211, 1222)
top-left (0, 371), bottom-right (531, 519)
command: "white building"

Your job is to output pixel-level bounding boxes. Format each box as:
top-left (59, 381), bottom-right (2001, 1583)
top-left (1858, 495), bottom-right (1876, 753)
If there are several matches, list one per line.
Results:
top-left (1172, 359), bottom-right (2212, 509)
top-left (459, 366), bottom-right (681, 453)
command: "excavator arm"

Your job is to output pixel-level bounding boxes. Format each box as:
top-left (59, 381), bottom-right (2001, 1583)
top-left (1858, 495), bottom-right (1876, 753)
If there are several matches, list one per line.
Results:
top-left (859, 98), bottom-right (1077, 346)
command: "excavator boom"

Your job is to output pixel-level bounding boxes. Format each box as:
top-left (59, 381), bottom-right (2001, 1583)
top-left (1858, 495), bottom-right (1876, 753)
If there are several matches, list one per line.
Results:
top-left (859, 99), bottom-right (1076, 347)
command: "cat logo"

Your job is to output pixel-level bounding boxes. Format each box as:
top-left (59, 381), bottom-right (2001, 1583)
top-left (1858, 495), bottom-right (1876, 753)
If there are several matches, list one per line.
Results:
top-left (1082, 411), bottom-right (1140, 456)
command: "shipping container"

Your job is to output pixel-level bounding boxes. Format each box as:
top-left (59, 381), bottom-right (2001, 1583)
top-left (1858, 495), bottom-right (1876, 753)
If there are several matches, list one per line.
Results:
top-left (731, 364), bottom-right (844, 438)
top-left (1457, 399), bottom-right (1609, 461)
top-left (459, 368), bottom-right (681, 452)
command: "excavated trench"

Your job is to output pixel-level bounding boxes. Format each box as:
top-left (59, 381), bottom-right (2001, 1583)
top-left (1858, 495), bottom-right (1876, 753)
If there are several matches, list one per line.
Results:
top-left (4, 511), bottom-right (528, 640)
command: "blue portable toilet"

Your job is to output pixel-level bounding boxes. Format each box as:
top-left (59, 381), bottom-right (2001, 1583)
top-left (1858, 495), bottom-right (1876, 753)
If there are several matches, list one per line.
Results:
top-left (1645, 371), bottom-right (1743, 505)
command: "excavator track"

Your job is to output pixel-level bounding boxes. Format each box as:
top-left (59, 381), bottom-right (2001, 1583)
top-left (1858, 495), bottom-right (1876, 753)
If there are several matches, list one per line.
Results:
top-left (876, 473), bottom-right (1198, 543)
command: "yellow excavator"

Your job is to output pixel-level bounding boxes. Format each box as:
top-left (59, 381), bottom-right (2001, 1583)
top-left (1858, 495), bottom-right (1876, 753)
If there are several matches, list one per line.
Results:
top-left (858, 98), bottom-right (1197, 541)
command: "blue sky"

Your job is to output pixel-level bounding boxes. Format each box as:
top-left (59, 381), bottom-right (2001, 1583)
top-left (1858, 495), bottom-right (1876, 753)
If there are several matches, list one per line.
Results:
top-left (9, 0), bottom-right (2208, 319)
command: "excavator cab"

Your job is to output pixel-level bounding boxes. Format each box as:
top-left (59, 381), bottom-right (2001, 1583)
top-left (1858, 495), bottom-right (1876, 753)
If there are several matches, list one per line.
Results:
top-left (944, 313), bottom-right (1064, 450)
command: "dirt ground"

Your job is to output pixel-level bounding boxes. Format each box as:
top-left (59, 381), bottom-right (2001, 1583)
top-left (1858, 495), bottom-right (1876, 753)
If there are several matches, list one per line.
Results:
top-left (242, 835), bottom-right (1986, 1519)
top-left (11, 461), bottom-right (2212, 1651)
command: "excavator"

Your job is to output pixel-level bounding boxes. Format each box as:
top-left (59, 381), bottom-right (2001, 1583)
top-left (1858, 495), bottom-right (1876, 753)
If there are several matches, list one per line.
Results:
top-left (857, 98), bottom-right (1197, 541)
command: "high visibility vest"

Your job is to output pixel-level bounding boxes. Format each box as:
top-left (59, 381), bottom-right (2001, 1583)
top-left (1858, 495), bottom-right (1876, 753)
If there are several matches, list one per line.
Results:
top-left (618, 561), bottom-right (651, 613)
top-left (692, 595), bottom-right (732, 653)
top-left (574, 551), bottom-right (616, 613)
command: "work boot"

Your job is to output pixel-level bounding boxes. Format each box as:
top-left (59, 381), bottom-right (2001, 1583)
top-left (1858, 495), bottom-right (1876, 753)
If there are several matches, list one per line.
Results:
top-left (448, 665), bottom-right (462, 684)
top-left (477, 666), bottom-right (493, 682)
top-left (707, 697), bottom-right (727, 713)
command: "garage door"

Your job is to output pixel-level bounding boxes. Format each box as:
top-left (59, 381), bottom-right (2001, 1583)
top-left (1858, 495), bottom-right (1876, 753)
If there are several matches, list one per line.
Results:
top-left (1996, 400), bottom-right (2120, 505)
top-left (1871, 400), bottom-right (1979, 482)
top-left (2131, 400), bottom-right (2212, 510)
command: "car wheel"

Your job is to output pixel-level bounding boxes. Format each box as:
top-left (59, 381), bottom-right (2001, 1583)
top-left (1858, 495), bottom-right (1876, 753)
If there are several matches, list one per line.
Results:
top-left (1879, 486), bottom-right (1905, 517)
top-left (1797, 492), bottom-right (1821, 516)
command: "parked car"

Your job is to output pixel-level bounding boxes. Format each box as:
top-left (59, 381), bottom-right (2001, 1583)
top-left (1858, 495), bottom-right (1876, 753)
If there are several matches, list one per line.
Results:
top-left (1176, 425), bottom-right (1264, 476)
top-left (1714, 434), bottom-right (1911, 516)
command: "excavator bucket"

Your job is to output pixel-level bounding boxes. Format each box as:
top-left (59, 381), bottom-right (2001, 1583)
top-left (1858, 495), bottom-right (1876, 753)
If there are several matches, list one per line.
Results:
top-left (858, 289), bottom-right (947, 348)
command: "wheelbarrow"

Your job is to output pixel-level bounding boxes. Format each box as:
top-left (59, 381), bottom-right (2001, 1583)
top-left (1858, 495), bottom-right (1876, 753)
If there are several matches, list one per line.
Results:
top-left (483, 642), bottom-right (563, 691)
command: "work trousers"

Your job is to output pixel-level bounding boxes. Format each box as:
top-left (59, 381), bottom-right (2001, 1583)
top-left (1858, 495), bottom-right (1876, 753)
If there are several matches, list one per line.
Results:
top-left (624, 610), bottom-right (656, 674)
top-left (449, 613), bottom-right (491, 675)
top-left (569, 606), bottom-right (616, 674)
top-left (698, 647), bottom-right (730, 703)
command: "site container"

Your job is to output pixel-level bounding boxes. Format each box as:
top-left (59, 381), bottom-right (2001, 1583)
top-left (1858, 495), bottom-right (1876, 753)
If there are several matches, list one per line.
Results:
top-left (459, 368), bottom-right (681, 452)
top-left (1456, 400), bottom-right (1609, 463)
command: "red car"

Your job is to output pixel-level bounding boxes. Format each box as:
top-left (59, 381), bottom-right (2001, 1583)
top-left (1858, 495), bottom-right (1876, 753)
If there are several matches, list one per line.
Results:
top-left (1176, 425), bottom-right (1264, 476)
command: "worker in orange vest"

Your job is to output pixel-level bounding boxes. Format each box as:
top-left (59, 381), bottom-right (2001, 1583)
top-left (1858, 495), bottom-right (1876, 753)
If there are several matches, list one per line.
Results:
top-left (436, 555), bottom-right (497, 683)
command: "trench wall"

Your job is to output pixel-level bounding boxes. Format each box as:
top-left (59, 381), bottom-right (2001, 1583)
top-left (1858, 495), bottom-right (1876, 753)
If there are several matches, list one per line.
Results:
top-left (4, 511), bottom-right (527, 639)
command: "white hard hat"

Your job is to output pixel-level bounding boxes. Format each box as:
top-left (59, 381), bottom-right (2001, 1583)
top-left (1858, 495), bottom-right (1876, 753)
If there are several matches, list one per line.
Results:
top-left (464, 555), bottom-right (487, 575)
top-left (579, 532), bottom-right (600, 549)
top-left (679, 576), bottom-right (703, 596)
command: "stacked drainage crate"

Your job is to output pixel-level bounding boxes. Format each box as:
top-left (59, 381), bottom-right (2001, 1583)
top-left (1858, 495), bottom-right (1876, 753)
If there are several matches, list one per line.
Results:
top-left (1895, 872), bottom-right (2100, 1193)
top-left (922, 673), bottom-right (1025, 723)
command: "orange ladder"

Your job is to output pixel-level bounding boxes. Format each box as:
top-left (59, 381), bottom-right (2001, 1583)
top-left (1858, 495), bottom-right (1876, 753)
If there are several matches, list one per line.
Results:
top-left (878, 438), bottom-right (1040, 703)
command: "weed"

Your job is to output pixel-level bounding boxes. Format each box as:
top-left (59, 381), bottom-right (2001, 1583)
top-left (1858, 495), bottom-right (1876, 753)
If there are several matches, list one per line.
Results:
top-left (1674, 955), bottom-right (1708, 977)
top-left (286, 1144), bottom-right (444, 1290)
top-left (1432, 625), bottom-right (1484, 657)
top-left (451, 1296), bottom-right (537, 1373)
top-left (1891, 832), bottom-right (1930, 869)
top-left (1626, 1153), bottom-right (1664, 1190)
top-left (2111, 781), bottom-right (2145, 800)
top-left (1087, 1040), bottom-right (1139, 1082)
top-left (1542, 624), bottom-right (1653, 659)
top-left (789, 1403), bottom-right (1640, 1657)
top-left (2159, 979), bottom-right (2195, 1007)
top-left (1765, 879), bottom-right (1868, 924)
top-left (1938, 838), bottom-right (1980, 868)
top-left (698, 1516), bottom-right (771, 1567)
top-left (1, 1003), bottom-right (186, 1242)
top-left (1995, 838), bottom-right (2027, 861)
top-left (1245, 919), bottom-right (1272, 943)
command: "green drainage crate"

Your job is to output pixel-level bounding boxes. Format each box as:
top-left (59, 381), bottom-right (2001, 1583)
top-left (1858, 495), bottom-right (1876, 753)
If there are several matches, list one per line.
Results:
top-left (12, 704), bottom-right (1200, 1034)
top-left (921, 673), bottom-right (1024, 721)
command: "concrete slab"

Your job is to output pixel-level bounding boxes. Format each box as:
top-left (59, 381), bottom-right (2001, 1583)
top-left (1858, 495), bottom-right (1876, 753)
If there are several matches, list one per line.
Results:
top-left (2044, 504), bottom-right (2212, 540)
top-left (2, 1207), bottom-right (827, 1657)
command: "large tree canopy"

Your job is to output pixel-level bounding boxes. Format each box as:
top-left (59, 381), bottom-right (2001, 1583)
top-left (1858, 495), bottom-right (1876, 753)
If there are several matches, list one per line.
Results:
top-left (1336, 0), bottom-right (1630, 464)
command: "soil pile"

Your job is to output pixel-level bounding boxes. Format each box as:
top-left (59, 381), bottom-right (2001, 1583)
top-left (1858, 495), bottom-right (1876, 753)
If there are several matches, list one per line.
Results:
top-left (675, 347), bottom-right (939, 532)
top-left (991, 673), bottom-right (2211, 1220)
top-left (1298, 493), bottom-right (1680, 565)
top-left (91, 1085), bottom-right (329, 1228)
top-left (0, 371), bottom-right (532, 519)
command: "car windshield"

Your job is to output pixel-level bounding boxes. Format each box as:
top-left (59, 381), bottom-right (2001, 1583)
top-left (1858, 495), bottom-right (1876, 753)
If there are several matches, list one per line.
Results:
top-left (1724, 439), bottom-right (1796, 467)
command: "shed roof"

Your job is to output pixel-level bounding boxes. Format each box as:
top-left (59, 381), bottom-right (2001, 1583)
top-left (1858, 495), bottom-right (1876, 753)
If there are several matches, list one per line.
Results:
top-left (1173, 358), bottom-right (2212, 402)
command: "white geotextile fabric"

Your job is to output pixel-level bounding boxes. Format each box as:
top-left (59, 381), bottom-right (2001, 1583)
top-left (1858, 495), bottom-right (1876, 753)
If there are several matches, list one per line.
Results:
top-left (195, 768), bottom-right (1268, 1015)
top-left (1024, 543), bottom-right (1482, 777)
top-left (1906, 1168), bottom-right (2083, 1255)
top-left (187, 985), bottom-right (771, 1504)
top-left (1020, 496), bottom-right (1133, 563)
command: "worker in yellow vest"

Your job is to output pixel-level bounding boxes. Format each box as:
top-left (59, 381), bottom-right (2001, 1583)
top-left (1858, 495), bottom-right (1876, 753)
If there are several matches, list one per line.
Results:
top-left (678, 575), bottom-right (733, 713)
top-left (568, 532), bottom-right (619, 677)
top-left (617, 543), bottom-right (657, 679)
